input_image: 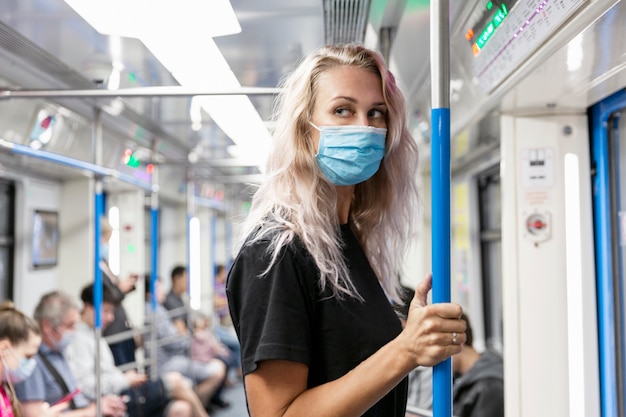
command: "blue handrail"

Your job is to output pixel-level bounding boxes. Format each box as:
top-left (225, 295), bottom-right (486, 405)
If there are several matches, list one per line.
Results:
top-left (590, 88), bottom-right (626, 417)
top-left (431, 108), bottom-right (452, 417)
top-left (150, 207), bottom-right (159, 312)
top-left (431, 1), bottom-right (452, 416)
top-left (94, 183), bottom-right (104, 417)
top-left (94, 187), bottom-right (104, 329)
top-left (0, 138), bottom-right (155, 192)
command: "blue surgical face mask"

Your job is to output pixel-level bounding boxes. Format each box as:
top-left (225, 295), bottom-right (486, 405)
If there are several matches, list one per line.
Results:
top-left (2, 348), bottom-right (37, 384)
top-left (54, 330), bottom-right (75, 353)
top-left (311, 123), bottom-right (386, 186)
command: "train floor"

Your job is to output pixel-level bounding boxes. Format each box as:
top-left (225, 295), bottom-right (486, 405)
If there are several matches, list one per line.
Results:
top-left (212, 379), bottom-right (247, 417)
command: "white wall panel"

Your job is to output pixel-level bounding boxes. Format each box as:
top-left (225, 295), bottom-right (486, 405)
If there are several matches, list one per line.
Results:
top-left (59, 177), bottom-right (93, 302)
top-left (501, 114), bottom-right (599, 417)
top-left (10, 172), bottom-right (61, 316)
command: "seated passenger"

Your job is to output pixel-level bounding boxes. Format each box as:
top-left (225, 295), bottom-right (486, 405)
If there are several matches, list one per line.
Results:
top-left (163, 265), bottom-right (189, 334)
top-left (191, 314), bottom-right (237, 388)
top-left (144, 275), bottom-right (228, 410)
top-left (14, 291), bottom-right (127, 417)
top-left (65, 284), bottom-right (210, 417)
top-left (212, 264), bottom-right (241, 378)
top-left (452, 313), bottom-right (504, 417)
top-left (0, 300), bottom-right (64, 417)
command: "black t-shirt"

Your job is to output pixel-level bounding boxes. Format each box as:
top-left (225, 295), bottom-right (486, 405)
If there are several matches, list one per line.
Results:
top-left (227, 224), bottom-right (408, 416)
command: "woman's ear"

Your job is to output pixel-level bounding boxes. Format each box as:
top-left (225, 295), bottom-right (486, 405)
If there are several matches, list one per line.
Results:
top-left (0, 339), bottom-right (11, 353)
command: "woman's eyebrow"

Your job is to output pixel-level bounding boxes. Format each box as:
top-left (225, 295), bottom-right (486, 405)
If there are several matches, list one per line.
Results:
top-left (329, 96), bottom-right (386, 107)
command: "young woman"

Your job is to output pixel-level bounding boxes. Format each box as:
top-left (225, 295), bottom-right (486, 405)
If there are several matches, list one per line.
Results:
top-left (227, 44), bottom-right (467, 417)
top-left (0, 301), bottom-right (65, 417)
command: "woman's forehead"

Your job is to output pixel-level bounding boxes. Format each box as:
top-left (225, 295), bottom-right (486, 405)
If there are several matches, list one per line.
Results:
top-left (314, 66), bottom-right (384, 102)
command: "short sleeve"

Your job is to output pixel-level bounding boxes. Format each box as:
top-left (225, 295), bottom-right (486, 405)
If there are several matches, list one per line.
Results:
top-left (227, 240), bottom-right (318, 376)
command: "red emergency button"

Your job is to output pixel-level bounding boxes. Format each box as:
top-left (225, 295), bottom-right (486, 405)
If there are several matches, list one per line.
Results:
top-left (532, 220), bottom-right (545, 230)
top-left (526, 213), bottom-right (548, 235)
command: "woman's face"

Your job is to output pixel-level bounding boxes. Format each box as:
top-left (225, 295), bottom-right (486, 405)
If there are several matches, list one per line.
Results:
top-left (1, 331), bottom-right (41, 371)
top-left (310, 65), bottom-right (387, 151)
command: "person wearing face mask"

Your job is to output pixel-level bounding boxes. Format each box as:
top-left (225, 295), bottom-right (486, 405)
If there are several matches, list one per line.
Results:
top-left (226, 44), bottom-right (467, 417)
top-left (99, 217), bottom-right (140, 367)
top-left (14, 292), bottom-right (127, 417)
top-left (66, 283), bottom-right (211, 417)
top-left (0, 301), bottom-right (56, 417)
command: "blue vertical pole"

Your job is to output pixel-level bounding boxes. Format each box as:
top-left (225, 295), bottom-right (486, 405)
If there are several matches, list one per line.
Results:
top-left (93, 181), bottom-right (104, 417)
top-left (92, 108), bottom-right (103, 417)
top-left (591, 88), bottom-right (626, 417)
top-left (150, 209), bottom-right (158, 312)
top-left (149, 165), bottom-right (159, 380)
top-left (150, 167), bottom-right (159, 313)
top-left (94, 184), bottom-right (104, 329)
top-left (431, 1), bottom-right (452, 417)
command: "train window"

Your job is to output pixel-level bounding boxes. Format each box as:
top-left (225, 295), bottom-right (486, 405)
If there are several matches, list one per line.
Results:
top-left (477, 166), bottom-right (503, 352)
top-left (0, 179), bottom-right (15, 301)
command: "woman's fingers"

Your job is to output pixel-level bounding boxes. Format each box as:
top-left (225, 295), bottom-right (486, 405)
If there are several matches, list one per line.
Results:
top-left (426, 303), bottom-right (464, 320)
top-left (412, 274), bottom-right (432, 308)
top-left (404, 273), bottom-right (468, 366)
top-left (402, 298), bottom-right (466, 366)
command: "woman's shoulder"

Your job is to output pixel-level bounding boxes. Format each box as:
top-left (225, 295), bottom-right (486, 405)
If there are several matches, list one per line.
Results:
top-left (237, 226), bottom-right (309, 260)
top-left (231, 227), bottom-right (317, 285)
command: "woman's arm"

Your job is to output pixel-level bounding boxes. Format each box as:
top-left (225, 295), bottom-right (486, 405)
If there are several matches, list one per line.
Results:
top-left (245, 276), bottom-right (465, 417)
top-left (21, 401), bottom-right (91, 417)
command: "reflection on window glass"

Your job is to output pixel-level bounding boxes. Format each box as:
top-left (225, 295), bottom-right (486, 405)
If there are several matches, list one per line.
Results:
top-left (478, 167), bottom-right (503, 352)
top-left (452, 182), bottom-right (471, 310)
top-left (0, 248), bottom-right (8, 301)
top-left (0, 183), bottom-right (10, 236)
top-left (0, 180), bottom-right (14, 300)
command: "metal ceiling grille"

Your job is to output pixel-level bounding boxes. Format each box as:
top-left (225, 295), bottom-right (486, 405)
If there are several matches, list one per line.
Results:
top-left (0, 22), bottom-right (94, 88)
top-left (323, 0), bottom-right (372, 45)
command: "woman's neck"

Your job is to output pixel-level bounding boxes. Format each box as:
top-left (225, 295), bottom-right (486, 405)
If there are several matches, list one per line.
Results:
top-left (336, 185), bottom-right (354, 224)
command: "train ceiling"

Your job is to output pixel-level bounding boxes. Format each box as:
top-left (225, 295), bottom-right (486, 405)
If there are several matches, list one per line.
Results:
top-left (0, 0), bottom-right (624, 204)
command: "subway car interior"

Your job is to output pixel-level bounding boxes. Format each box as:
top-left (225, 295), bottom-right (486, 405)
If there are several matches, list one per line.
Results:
top-left (0, 0), bottom-right (625, 416)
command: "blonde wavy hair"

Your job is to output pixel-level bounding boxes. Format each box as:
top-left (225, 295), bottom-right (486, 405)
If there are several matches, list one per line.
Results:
top-left (239, 44), bottom-right (419, 302)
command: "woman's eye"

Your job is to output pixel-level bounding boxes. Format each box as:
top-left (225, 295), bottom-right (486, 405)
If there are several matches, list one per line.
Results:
top-left (334, 107), bottom-right (351, 116)
top-left (369, 109), bottom-right (386, 118)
